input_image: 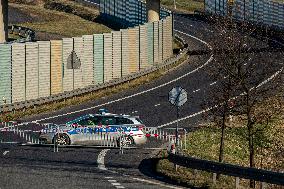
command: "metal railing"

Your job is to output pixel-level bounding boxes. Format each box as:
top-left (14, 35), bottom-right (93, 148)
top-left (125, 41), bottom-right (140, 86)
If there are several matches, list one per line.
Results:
top-left (168, 154), bottom-right (284, 186)
top-left (8, 25), bottom-right (36, 43)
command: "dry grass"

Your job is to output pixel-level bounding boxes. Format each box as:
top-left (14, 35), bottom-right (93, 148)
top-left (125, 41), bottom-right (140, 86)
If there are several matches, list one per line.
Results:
top-left (156, 114), bottom-right (284, 188)
top-left (161, 0), bottom-right (204, 13)
top-left (10, 3), bottom-right (111, 37)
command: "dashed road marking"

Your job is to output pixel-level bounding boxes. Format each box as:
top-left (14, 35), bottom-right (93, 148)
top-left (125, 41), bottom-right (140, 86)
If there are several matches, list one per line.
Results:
top-left (210, 81), bottom-right (217, 86)
top-left (193, 89), bottom-right (200, 93)
top-left (3, 151), bottom-right (9, 156)
top-left (97, 149), bottom-right (110, 170)
top-left (107, 178), bottom-right (125, 189)
top-left (154, 104), bottom-right (161, 107)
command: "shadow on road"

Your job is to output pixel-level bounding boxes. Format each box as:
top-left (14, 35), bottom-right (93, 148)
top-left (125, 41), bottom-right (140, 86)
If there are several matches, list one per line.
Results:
top-left (138, 157), bottom-right (209, 189)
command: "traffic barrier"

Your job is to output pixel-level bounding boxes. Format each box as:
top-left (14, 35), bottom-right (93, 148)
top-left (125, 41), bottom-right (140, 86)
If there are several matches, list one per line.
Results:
top-left (168, 153), bottom-right (284, 186)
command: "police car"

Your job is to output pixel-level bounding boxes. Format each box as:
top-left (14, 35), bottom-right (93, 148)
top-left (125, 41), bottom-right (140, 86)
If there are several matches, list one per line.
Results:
top-left (39, 110), bottom-right (147, 146)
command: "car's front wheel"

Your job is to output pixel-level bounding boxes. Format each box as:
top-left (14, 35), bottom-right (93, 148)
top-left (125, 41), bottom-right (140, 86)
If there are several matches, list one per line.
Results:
top-left (53, 133), bottom-right (70, 145)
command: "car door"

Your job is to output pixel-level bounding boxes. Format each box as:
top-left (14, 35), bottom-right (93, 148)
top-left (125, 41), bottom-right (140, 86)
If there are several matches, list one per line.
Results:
top-left (72, 116), bottom-right (99, 145)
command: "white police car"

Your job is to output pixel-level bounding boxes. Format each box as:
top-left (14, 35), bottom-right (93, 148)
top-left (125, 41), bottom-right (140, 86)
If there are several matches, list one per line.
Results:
top-left (39, 111), bottom-right (147, 146)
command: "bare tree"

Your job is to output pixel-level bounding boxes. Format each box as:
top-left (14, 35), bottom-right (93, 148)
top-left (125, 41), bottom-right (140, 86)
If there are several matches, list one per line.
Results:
top-left (203, 14), bottom-right (284, 187)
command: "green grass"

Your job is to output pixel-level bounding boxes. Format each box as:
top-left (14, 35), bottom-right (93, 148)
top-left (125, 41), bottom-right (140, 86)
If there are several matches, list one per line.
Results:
top-left (157, 120), bottom-right (284, 188)
top-left (161, 0), bottom-right (204, 13)
top-left (10, 3), bottom-right (111, 38)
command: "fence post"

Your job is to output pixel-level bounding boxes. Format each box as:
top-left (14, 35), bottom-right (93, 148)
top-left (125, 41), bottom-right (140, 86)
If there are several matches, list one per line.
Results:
top-left (184, 129), bottom-right (187, 150)
top-left (260, 182), bottom-right (267, 189)
top-left (235, 177), bottom-right (240, 189)
top-left (213, 173), bottom-right (217, 184)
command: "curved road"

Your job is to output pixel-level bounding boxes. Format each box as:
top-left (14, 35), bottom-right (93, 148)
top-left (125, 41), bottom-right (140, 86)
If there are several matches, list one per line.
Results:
top-left (1, 12), bottom-right (283, 189)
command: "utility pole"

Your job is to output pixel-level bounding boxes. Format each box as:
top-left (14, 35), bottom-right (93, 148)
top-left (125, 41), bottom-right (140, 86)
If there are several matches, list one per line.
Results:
top-left (0, 0), bottom-right (8, 43)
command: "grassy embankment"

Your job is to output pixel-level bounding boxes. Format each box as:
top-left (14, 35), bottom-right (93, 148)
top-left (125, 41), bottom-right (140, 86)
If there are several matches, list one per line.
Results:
top-left (9, 0), bottom-right (111, 39)
top-left (157, 115), bottom-right (284, 188)
top-left (161, 0), bottom-right (204, 13)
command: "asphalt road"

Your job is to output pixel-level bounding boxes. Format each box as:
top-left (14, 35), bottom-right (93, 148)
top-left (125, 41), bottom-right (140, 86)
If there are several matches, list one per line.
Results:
top-left (20, 14), bottom-right (283, 129)
top-left (1, 12), bottom-right (284, 189)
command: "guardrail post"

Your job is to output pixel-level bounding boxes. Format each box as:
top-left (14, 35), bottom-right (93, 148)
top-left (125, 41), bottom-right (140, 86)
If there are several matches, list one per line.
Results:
top-left (213, 173), bottom-right (217, 184)
top-left (184, 129), bottom-right (187, 150)
top-left (260, 182), bottom-right (267, 189)
top-left (235, 177), bottom-right (240, 189)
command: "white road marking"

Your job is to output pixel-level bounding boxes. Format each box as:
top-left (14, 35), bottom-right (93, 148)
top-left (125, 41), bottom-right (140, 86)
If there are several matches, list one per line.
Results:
top-left (157, 66), bottom-right (284, 128)
top-left (31, 32), bottom-right (213, 123)
top-left (107, 179), bottom-right (125, 188)
top-left (108, 180), bottom-right (117, 183)
top-left (105, 177), bottom-right (113, 179)
top-left (154, 104), bottom-right (161, 107)
top-left (133, 177), bottom-right (183, 189)
top-left (193, 89), bottom-right (200, 93)
top-left (3, 151), bottom-right (9, 156)
top-left (111, 183), bottom-right (121, 186)
top-left (175, 30), bottom-right (213, 50)
top-left (210, 81), bottom-right (217, 86)
top-left (97, 149), bottom-right (110, 170)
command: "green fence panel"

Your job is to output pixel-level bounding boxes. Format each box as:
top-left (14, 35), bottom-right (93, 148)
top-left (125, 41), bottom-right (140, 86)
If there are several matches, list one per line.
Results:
top-left (0, 44), bottom-right (12, 105)
top-left (94, 34), bottom-right (104, 84)
top-left (83, 35), bottom-right (94, 86)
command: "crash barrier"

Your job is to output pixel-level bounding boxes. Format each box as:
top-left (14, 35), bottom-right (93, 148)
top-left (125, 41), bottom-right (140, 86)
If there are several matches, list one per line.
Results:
top-left (205, 0), bottom-right (284, 31)
top-left (8, 25), bottom-right (36, 43)
top-left (0, 0), bottom-right (173, 110)
top-left (168, 154), bottom-right (284, 187)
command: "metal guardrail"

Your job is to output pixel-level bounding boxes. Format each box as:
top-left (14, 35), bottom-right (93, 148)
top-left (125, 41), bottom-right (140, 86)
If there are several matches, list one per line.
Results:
top-left (168, 154), bottom-right (284, 186)
top-left (8, 25), bottom-right (36, 43)
top-left (0, 34), bottom-right (188, 113)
